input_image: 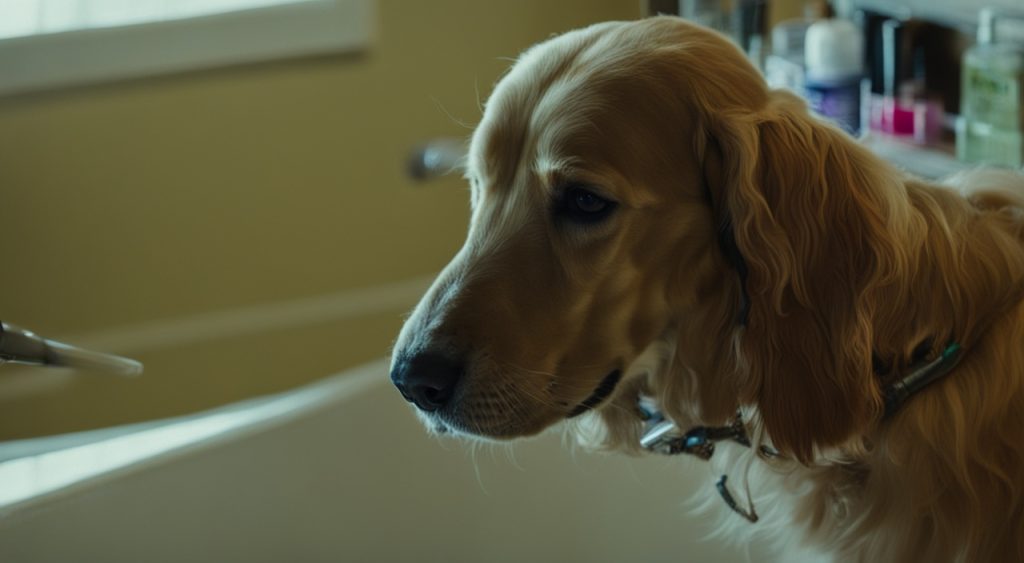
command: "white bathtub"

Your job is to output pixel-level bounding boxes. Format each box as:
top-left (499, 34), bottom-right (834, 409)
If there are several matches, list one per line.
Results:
top-left (0, 358), bottom-right (763, 563)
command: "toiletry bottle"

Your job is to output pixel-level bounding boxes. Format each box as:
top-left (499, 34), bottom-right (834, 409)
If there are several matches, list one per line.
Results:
top-left (765, 18), bottom-right (813, 91)
top-left (731, 0), bottom-right (767, 68)
top-left (679, 0), bottom-right (730, 35)
top-left (804, 15), bottom-right (864, 135)
top-left (872, 20), bottom-right (944, 144)
top-left (957, 9), bottom-right (1024, 168)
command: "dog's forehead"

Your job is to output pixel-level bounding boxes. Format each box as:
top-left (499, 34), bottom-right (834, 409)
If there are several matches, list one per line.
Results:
top-left (469, 30), bottom-right (602, 190)
top-left (468, 21), bottom-right (689, 206)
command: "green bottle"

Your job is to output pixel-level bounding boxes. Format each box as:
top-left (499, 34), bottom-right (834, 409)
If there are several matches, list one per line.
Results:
top-left (957, 9), bottom-right (1024, 168)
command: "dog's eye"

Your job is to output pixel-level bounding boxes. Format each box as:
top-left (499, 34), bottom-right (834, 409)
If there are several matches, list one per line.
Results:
top-left (571, 190), bottom-right (608, 213)
top-left (558, 186), bottom-right (617, 224)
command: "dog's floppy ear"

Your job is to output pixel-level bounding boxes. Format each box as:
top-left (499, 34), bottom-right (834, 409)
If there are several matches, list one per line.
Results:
top-left (705, 91), bottom-right (905, 462)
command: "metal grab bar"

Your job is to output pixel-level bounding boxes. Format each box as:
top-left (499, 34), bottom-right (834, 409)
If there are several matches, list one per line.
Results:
top-left (0, 321), bottom-right (143, 376)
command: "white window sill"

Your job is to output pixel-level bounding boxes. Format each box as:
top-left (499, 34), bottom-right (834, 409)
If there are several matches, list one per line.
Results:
top-left (0, 0), bottom-right (375, 97)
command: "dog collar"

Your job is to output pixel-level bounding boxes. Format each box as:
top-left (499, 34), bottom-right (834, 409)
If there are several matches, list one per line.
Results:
top-left (638, 399), bottom-right (752, 458)
top-left (638, 342), bottom-right (963, 455)
top-left (637, 399), bottom-right (764, 523)
top-left (637, 341), bottom-right (963, 523)
top-left (882, 342), bottom-right (962, 418)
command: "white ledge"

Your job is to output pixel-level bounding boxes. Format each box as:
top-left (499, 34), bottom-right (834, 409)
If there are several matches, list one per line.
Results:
top-left (0, 0), bottom-right (375, 96)
top-left (0, 357), bottom-right (387, 517)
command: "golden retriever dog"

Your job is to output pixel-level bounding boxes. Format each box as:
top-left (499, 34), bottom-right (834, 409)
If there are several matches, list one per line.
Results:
top-left (390, 16), bottom-right (1024, 562)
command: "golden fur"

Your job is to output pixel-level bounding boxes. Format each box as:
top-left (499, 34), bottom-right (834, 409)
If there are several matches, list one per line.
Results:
top-left (392, 17), bottom-right (1024, 562)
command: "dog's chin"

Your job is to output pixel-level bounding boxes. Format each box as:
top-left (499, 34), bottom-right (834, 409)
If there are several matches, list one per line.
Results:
top-left (419, 410), bottom-right (558, 441)
top-left (419, 369), bottom-right (624, 441)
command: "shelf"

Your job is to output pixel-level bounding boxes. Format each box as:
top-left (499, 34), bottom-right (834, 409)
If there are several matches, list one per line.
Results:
top-left (862, 134), bottom-right (969, 179)
top-left (851, 0), bottom-right (1024, 33)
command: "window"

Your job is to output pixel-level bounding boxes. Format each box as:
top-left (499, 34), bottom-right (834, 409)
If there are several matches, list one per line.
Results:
top-left (0, 0), bottom-right (375, 95)
top-left (1, 0), bottom-right (331, 40)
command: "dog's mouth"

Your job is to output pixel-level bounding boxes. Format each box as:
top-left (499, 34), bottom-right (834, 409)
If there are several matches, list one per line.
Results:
top-left (566, 370), bottom-right (622, 418)
top-left (424, 369), bottom-right (623, 437)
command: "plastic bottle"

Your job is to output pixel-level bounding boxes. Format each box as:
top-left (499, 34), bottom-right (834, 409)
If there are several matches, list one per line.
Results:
top-left (956, 9), bottom-right (1023, 168)
top-left (804, 16), bottom-right (864, 135)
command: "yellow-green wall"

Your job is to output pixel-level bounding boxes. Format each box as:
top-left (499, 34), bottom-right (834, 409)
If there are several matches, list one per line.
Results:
top-left (0, 0), bottom-right (641, 439)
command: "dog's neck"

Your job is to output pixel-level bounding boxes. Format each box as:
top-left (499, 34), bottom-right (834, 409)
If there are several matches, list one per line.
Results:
top-left (670, 175), bottom-right (1024, 452)
top-left (635, 336), bottom-right (965, 523)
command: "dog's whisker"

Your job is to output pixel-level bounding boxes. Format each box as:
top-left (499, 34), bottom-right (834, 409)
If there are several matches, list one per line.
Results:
top-left (473, 78), bottom-right (485, 117)
top-left (468, 441), bottom-right (491, 496)
top-left (430, 96), bottom-right (475, 131)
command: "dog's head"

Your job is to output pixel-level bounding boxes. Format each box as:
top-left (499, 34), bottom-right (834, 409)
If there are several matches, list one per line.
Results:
top-left (391, 17), bottom-right (903, 460)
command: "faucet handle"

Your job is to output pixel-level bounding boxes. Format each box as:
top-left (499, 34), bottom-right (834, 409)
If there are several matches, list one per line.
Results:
top-left (406, 138), bottom-right (467, 182)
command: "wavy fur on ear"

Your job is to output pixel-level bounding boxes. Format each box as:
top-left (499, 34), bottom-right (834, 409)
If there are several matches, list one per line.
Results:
top-left (707, 91), bottom-right (919, 462)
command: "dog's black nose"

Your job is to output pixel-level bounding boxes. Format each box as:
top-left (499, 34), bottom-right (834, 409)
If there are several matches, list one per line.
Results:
top-left (390, 352), bottom-right (463, 412)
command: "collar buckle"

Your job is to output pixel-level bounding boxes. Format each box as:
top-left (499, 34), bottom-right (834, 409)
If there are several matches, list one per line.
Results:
top-left (640, 420), bottom-right (717, 459)
top-left (637, 399), bottom-right (760, 523)
top-left (638, 398), bottom-right (751, 460)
